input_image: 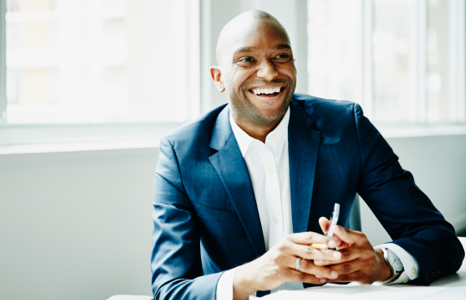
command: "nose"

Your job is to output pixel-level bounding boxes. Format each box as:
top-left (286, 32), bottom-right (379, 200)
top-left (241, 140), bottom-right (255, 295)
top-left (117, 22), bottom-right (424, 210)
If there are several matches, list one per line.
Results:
top-left (256, 59), bottom-right (278, 81)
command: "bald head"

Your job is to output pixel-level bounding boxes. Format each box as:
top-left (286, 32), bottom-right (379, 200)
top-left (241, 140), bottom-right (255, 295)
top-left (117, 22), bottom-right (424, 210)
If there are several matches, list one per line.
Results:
top-left (215, 10), bottom-right (290, 66)
top-left (209, 10), bottom-right (296, 139)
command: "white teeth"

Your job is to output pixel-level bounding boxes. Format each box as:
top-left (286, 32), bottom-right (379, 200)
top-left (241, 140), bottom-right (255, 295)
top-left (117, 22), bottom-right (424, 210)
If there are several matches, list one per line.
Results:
top-left (253, 87), bottom-right (281, 95)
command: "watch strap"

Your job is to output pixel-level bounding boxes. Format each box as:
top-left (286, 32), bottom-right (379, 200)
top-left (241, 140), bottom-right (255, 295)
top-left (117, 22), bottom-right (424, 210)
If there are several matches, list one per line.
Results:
top-left (380, 247), bottom-right (403, 283)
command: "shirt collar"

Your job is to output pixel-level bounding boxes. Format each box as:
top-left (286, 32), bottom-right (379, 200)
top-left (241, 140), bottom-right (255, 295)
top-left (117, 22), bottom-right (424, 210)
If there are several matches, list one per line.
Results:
top-left (230, 106), bottom-right (290, 157)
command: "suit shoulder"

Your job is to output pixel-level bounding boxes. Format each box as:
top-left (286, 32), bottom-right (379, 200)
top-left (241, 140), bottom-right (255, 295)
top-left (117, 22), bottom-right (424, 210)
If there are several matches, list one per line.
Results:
top-left (292, 93), bottom-right (357, 120)
top-left (162, 103), bottom-right (227, 150)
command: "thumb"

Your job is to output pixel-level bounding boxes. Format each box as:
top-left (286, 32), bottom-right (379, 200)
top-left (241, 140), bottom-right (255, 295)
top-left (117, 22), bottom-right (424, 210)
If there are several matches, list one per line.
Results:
top-left (332, 225), bottom-right (362, 246)
top-left (320, 218), bottom-right (345, 248)
top-left (318, 217), bottom-right (330, 234)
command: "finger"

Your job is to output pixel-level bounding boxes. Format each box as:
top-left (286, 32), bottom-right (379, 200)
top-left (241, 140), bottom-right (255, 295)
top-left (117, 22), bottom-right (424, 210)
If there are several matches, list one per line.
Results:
top-left (314, 247), bottom-right (358, 265)
top-left (327, 260), bottom-right (360, 275)
top-left (319, 217), bottom-right (330, 234)
top-left (293, 244), bottom-right (342, 261)
top-left (332, 225), bottom-right (363, 246)
top-left (314, 258), bottom-right (348, 266)
top-left (318, 218), bottom-right (344, 248)
top-left (293, 258), bottom-right (339, 279)
top-left (335, 241), bottom-right (352, 250)
top-left (287, 231), bottom-right (332, 246)
top-left (327, 236), bottom-right (344, 249)
top-left (313, 259), bottom-right (332, 266)
top-left (288, 270), bottom-right (327, 285)
top-left (325, 271), bottom-right (363, 283)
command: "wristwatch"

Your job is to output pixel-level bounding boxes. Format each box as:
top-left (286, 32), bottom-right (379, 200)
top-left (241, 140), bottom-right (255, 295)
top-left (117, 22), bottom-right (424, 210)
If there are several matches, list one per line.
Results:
top-left (380, 247), bottom-right (404, 283)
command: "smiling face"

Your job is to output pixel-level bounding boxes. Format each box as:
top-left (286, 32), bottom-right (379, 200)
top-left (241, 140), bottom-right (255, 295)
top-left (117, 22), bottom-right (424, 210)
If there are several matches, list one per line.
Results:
top-left (211, 13), bottom-right (296, 138)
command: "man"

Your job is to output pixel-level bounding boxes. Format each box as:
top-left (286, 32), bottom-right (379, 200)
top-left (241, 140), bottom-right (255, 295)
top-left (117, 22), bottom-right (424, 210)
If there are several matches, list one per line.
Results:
top-left (151, 10), bottom-right (464, 300)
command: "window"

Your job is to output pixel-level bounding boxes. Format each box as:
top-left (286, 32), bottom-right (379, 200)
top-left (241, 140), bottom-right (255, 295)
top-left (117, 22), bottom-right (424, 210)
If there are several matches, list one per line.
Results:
top-left (1, 0), bottom-right (464, 151)
top-left (307, 0), bottom-right (465, 125)
top-left (1, 0), bottom-right (200, 124)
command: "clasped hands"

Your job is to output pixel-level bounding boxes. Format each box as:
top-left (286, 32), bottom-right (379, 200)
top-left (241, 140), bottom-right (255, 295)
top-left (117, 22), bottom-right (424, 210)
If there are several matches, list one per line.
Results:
top-left (233, 217), bottom-right (391, 300)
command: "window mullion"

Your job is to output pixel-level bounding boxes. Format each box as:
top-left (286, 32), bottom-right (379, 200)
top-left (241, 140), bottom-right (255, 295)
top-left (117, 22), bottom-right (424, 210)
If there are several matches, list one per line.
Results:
top-left (0, 0), bottom-right (6, 124)
top-left (452, 0), bottom-right (466, 123)
top-left (188, 0), bottom-right (201, 120)
top-left (362, 0), bottom-right (373, 118)
top-left (416, 0), bottom-right (427, 125)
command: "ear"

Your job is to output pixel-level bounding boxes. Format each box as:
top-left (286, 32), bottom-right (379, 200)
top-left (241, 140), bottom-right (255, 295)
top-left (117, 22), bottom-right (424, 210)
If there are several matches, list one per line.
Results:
top-left (210, 67), bottom-right (225, 93)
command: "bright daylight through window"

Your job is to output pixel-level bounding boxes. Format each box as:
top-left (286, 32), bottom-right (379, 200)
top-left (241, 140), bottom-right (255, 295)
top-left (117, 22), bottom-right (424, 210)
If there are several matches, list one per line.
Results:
top-left (2, 0), bottom-right (198, 124)
top-left (1, 0), bottom-right (464, 128)
top-left (307, 0), bottom-right (465, 125)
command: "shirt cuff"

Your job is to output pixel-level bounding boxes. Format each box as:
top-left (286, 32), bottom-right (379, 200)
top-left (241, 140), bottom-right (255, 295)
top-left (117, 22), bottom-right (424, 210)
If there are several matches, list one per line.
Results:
top-left (216, 268), bottom-right (237, 300)
top-left (376, 243), bottom-right (420, 284)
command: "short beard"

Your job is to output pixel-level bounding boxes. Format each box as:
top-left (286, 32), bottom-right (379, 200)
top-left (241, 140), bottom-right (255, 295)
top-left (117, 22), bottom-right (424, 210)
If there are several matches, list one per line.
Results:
top-left (233, 95), bottom-right (291, 125)
top-left (231, 79), bottom-right (294, 125)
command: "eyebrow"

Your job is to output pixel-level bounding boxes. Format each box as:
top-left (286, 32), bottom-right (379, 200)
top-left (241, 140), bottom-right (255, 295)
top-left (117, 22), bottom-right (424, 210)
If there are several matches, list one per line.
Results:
top-left (233, 44), bottom-right (291, 56)
top-left (275, 44), bottom-right (291, 50)
top-left (233, 47), bottom-right (256, 55)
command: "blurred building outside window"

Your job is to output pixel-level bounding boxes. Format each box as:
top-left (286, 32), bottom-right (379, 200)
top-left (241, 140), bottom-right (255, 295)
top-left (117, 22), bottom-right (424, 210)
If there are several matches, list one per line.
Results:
top-left (307, 0), bottom-right (465, 126)
top-left (0, 0), bottom-right (465, 149)
top-left (1, 0), bottom-right (199, 124)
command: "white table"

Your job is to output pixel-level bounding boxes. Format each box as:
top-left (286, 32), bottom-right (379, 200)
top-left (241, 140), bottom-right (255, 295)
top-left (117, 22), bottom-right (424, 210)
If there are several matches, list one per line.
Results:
top-left (108, 237), bottom-right (466, 300)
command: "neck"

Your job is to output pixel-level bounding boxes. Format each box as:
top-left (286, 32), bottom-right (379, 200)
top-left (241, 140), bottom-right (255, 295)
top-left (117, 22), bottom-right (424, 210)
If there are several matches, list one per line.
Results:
top-left (232, 116), bottom-right (282, 143)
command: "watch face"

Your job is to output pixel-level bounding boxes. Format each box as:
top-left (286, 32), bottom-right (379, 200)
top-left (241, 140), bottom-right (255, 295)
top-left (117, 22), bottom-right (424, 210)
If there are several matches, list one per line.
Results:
top-left (388, 250), bottom-right (404, 272)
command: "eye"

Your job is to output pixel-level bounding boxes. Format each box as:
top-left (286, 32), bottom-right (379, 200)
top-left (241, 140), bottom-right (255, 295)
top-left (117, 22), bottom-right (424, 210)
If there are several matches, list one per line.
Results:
top-left (274, 54), bottom-right (292, 62)
top-left (235, 57), bottom-right (256, 67)
top-left (239, 57), bottom-right (255, 63)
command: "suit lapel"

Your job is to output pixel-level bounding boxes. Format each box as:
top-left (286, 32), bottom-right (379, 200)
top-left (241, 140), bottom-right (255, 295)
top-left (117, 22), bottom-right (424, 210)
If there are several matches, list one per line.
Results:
top-left (288, 101), bottom-right (321, 233)
top-left (209, 106), bottom-right (266, 257)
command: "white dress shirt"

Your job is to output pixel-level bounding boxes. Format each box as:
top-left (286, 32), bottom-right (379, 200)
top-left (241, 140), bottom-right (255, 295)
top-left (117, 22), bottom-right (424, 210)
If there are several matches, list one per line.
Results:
top-left (216, 106), bottom-right (418, 300)
top-left (230, 107), bottom-right (293, 251)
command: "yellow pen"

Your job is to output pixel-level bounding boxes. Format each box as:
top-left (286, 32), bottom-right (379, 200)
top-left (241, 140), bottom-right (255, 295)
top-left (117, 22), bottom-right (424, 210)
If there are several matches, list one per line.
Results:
top-left (311, 203), bottom-right (340, 249)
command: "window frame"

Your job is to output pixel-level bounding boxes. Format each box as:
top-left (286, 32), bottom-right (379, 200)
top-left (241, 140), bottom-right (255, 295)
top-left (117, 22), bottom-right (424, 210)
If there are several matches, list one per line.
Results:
top-left (0, 0), bottom-right (201, 151)
top-left (0, 0), bottom-right (6, 124)
top-left (361, 0), bottom-right (466, 126)
top-left (1, 0), bottom-right (465, 154)
top-left (308, 0), bottom-right (466, 128)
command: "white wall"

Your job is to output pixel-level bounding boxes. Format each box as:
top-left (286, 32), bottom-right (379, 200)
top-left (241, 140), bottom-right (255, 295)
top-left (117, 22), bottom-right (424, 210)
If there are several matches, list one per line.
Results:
top-left (1, 134), bottom-right (465, 300)
top-left (362, 134), bottom-right (466, 246)
top-left (0, 149), bottom-right (157, 300)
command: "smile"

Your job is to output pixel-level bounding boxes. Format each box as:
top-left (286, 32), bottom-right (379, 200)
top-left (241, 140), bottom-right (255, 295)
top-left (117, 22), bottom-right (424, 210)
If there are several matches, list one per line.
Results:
top-left (250, 86), bottom-right (283, 96)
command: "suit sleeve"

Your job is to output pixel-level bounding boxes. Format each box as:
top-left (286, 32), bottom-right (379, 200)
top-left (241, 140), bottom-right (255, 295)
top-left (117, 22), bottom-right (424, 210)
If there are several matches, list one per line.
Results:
top-left (353, 103), bottom-right (465, 285)
top-left (151, 137), bottom-right (222, 299)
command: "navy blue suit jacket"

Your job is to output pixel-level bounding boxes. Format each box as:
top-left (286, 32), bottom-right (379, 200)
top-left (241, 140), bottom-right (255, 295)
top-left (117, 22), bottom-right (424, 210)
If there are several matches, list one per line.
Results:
top-left (151, 94), bottom-right (464, 299)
